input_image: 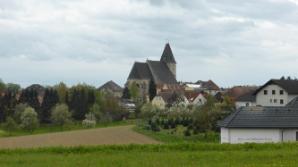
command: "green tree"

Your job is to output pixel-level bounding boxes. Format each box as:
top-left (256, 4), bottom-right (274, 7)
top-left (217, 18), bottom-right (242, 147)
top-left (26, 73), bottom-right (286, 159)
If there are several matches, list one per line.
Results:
top-left (129, 82), bottom-right (139, 100)
top-left (20, 107), bottom-right (39, 133)
top-left (14, 103), bottom-right (28, 124)
top-left (89, 103), bottom-right (102, 121)
top-left (3, 117), bottom-right (17, 136)
top-left (54, 82), bottom-right (68, 104)
top-left (51, 104), bottom-right (72, 129)
top-left (149, 80), bottom-right (156, 101)
top-left (0, 79), bottom-right (5, 93)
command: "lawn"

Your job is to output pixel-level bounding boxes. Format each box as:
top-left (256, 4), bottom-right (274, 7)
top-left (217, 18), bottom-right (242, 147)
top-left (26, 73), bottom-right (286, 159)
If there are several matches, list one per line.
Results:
top-left (0, 119), bottom-right (136, 137)
top-left (1, 143), bottom-right (298, 167)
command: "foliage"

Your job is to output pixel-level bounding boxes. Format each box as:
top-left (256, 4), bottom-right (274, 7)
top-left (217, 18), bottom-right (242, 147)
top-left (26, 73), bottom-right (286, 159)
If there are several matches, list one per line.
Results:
top-left (89, 103), bottom-right (102, 121)
top-left (51, 104), bottom-right (72, 128)
top-left (82, 112), bottom-right (96, 128)
top-left (40, 88), bottom-right (59, 123)
top-left (54, 82), bottom-right (68, 104)
top-left (122, 87), bottom-right (131, 99)
top-left (2, 117), bottom-right (17, 136)
top-left (129, 82), bottom-right (139, 100)
top-left (20, 107), bottom-right (39, 133)
top-left (14, 103), bottom-right (28, 124)
top-left (149, 80), bottom-right (156, 101)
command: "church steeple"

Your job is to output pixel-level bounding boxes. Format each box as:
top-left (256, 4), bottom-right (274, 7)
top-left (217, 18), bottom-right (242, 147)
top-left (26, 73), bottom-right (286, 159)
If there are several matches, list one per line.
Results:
top-left (160, 43), bottom-right (176, 64)
top-left (160, 43), bottom-right (176, 79)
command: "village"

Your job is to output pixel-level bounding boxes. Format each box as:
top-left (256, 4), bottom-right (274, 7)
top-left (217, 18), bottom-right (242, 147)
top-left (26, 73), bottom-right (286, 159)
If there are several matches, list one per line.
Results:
top-left (1, 43), bottom-right (298, 145)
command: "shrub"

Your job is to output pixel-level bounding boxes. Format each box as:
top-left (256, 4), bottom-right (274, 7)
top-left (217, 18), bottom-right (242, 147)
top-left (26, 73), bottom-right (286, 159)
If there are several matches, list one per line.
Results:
top-left (184, 129), bottom-right (191, 137)
top-left (3, 117), bottom-right (17, 136)
top-left (51, 104), bottom-right (72, 129)
top-left (82, 112), bottom-right (96, 128)
top-left (20, 107), bottom-right (39, 133)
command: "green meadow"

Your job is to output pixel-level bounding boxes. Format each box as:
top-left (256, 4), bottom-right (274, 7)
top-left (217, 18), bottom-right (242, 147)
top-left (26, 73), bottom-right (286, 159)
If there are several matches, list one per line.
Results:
top-left (1, 143), bottom-right (298, 167)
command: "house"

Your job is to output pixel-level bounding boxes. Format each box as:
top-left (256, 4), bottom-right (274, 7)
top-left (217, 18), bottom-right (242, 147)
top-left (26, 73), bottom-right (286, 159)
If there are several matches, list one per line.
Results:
top-left (235, 90), bottom-right (257, 109)
top-left (152, 92), bottom-right (188, 109)
top-left (254, 78), bottom-right (298, 106)
top-left (185, 92), bottom-right (207, 106)
top-left (126, 43), bottom-right (180, 101)
top-left (183, 80), bottom-right (220, 95)
top-left (196, 80), bottom-right (220, 95)
top-left (98, 80), bottom-right (123, 98)
top-left (219, 100), bottom-right (298, 143)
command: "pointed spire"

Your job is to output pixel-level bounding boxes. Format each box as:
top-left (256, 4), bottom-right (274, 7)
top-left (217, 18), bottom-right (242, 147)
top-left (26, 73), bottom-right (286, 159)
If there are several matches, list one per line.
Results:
top-left (160, 43), bottom-right (176, 64)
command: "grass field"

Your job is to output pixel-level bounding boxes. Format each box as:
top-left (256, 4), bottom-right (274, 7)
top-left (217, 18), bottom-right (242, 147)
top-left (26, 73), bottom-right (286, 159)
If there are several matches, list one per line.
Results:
top-left (1, 143), bottom-right (298, 167)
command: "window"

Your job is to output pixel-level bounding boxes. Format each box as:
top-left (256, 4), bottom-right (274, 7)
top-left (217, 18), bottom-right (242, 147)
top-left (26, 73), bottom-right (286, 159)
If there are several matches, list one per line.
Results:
top-left (246, 103), bottom-right (249, 107)
top-left (280, 90), bottom-right (284, 95)
top-left (272, 90), bottom-right (275, 95)
top-left (264, 90), bottom-right (268, 95)
top-left (270, 99), bottom-right (273, 103)
top-left (280, 99), bottom-right (284, 104)
top-left (274, 99), bottom-right (277, 103)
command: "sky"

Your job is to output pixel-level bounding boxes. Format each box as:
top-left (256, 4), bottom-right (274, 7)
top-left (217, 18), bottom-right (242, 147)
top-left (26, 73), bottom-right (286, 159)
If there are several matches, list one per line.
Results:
top-left (1, 0), bottom-right (298, 88)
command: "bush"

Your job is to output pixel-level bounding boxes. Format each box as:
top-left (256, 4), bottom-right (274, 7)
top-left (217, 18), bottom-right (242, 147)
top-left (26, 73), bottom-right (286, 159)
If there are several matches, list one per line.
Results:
top-left (82, 112), bottom-right (96, 128)
top-left (51, 104), bottom-right (72, 129)
top-left (3, 117), bottom-right (17, 135)
top-left (20, 107), bottom-right (39, 133)
top-left (184, 129), bottom-right (191, 137)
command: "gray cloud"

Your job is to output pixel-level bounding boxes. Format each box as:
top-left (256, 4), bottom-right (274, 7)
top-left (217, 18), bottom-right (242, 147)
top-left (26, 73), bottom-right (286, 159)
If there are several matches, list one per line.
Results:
top-left (0, 0), bottom-right (298, 87)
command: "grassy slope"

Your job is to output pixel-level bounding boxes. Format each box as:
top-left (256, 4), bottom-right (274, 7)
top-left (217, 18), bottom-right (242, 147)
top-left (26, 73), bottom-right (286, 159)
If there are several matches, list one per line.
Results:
top-left (0, 119), bottom-right (136, 137)
top-left (1, 143), bottom-right (298, 167)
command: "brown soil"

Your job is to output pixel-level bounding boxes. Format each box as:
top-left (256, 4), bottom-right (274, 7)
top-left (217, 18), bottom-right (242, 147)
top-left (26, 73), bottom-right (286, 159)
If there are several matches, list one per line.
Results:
top-left (0, 125), bottom-right (160, 149)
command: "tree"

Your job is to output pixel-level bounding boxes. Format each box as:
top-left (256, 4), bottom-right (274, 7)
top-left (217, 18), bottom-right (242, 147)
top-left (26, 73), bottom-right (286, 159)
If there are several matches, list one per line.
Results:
top-left (6, 83), bottom-right (21, 95)
top-left (89, 103), bottom-right (102, 121)
top-left (20, 107), bottom-right (39, 133)
top-left (0, 79), bottom-right (5, 93)
top-left (149, 80), bottom-right (156, 101)
top-left (129, 82), bottom-right (139, 100)
top-left (40, 88), bottom-right (59, 123)
top-left (54, 82), bottom-right (68, 104)
top-left (14, 103), bottom-right (28, 124)
top-left (122, 87), bottom-right (131, 99)
top-left (3, 117), bottom-right (17, 136)
top-left (51, 104), bottom-right (71, 129)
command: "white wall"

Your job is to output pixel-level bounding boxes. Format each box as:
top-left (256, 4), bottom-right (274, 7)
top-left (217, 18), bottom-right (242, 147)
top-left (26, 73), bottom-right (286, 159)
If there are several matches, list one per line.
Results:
top-left (256, 84), bottom-right (291, 106)
top-left (235, 102), bottom-right (257, 109)
top-left (221, 128), bottom-right (282, 144)
top-left (282, 129), bottom-right (298, 142)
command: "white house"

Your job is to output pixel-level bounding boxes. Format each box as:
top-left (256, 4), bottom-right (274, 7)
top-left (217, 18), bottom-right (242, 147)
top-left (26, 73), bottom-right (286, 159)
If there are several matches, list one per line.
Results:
top-left (185, 92), bottom-right (207, 106)
top-left (218, 102), bottom-right (298, 144)
top-left (152, 92), bottom-right (188, 109)
top-left (254, 78), bottom-right (298, 106)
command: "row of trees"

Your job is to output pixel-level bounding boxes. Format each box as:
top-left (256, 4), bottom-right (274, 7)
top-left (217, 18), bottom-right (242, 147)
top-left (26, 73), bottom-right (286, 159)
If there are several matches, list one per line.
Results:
top-left (0, 80), bottom-right (128, 126)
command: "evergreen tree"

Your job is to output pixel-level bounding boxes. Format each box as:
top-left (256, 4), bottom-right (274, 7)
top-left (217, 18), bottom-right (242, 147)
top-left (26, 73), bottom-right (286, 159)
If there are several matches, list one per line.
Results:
top-left (149, 80), bottom-right (156, 101)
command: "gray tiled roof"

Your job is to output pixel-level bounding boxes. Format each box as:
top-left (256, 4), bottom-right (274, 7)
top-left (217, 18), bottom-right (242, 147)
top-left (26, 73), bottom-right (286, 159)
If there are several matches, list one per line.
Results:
top-left (98, 80), bottom-right (123, 92)
top-left (254, 79), bottom-right (298, 95)
top-left (236, 91), bottom-right (256, 102)
top-left (218, 106), bottom-right (298, 128)
top-left (147, 60), bottom-right (177, 84)
top-left (127, 62), bottom-right (152, 80)
top-left (160, 43), bottom-right (176, 64)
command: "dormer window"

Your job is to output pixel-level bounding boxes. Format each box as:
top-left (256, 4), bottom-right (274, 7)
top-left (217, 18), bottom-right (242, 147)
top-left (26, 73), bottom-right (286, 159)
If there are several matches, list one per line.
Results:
top-left (264, 90), bottom-right (268, 95)
top-left (272, 90), bottom-right (276, 95)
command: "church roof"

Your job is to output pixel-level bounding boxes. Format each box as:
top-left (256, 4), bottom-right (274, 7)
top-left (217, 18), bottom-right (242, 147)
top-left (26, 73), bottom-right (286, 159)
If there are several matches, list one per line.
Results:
top-left (127, 62), bottom-right (152, 80)
top-left (98, 80), bottom-right (123, 92)
top-left (160, 43), bottom-right (176, 64)
top-left (147, 60), bottom-right (177, 84)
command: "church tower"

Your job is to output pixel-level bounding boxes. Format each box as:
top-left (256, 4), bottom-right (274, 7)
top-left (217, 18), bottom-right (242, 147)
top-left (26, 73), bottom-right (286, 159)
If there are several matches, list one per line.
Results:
top-left (160, 43), bottom-right (176, 79)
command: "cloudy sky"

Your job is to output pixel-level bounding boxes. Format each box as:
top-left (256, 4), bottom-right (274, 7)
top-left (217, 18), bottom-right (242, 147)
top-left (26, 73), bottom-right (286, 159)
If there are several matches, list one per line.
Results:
top-left (1, 0), bottom-right (298, 88)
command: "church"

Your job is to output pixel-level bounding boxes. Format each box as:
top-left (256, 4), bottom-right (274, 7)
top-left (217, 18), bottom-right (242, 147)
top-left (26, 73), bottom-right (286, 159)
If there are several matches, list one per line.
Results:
top-left (126, 43), bottom-right (181, 101)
